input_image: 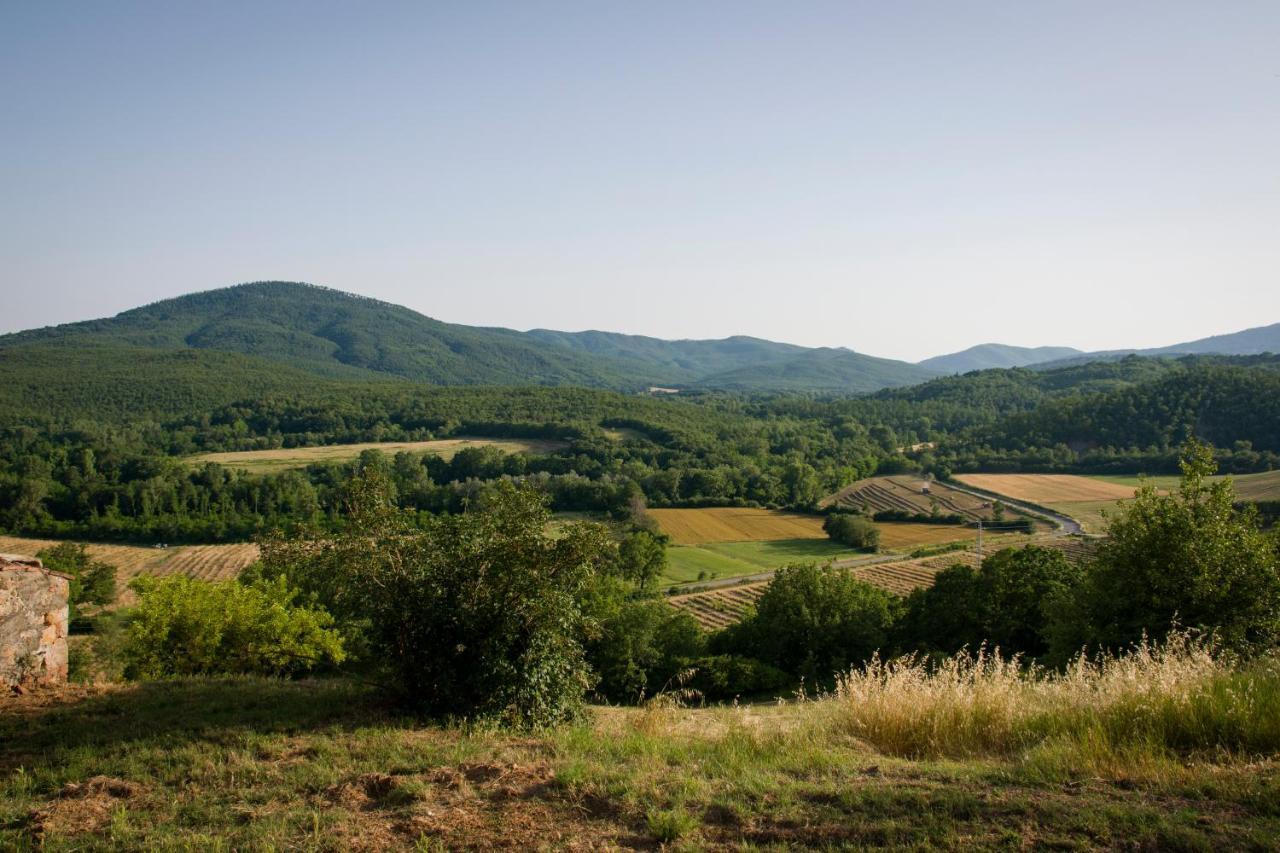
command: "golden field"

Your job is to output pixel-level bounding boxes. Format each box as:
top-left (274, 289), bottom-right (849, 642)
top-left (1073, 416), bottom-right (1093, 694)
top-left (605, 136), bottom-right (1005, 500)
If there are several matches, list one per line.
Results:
top-left (186, 437), bottom-right (566, 473)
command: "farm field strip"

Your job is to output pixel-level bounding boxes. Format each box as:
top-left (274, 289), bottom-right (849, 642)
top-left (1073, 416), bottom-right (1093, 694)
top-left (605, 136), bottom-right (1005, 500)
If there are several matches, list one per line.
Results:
top-left (648, 508), bottom-right (828, 545)
top-left (0, 535), bottom-right (259, 582)
top-left (1090, 470), bottom-right (1280, 503)
top-left (668, 538), bottom-right (1083, 630)
top-left (824, 476), bottom-right (1001, 523)
top-left (186, 436), bottom-right (566, 473)
top-left (669, 553), bottom-right (972, 629)
top-left (954, 474), bottom-right (1137, 504)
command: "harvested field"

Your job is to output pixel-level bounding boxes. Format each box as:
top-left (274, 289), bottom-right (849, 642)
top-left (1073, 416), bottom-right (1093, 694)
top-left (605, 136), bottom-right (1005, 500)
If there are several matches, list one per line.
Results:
top-left (668, 552), bottom-right (976, 629)
top-left (648, 508), bottom-right (827, 545)
top-left (0, 535), bottom-right (258, 583)
top-left (1036, 535), bottom-right (1103, 564)
top-left (668, 539), bottom-right (1088, 629)
top-left (876, 522), bottom-right (978, 549)
top-left (187, 436), bottom-right (566, 473)
top-left (1092, 470), bottom-right (1280, 503)
top-left (824, 476), bottom-right (1004, 522)
top-left (955, 474), bottom-right (1137, 504)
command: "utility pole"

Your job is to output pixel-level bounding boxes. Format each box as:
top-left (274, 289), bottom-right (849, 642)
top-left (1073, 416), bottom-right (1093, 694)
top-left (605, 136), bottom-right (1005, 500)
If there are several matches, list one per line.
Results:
top-left (976, 518), bottom-right (983, 565)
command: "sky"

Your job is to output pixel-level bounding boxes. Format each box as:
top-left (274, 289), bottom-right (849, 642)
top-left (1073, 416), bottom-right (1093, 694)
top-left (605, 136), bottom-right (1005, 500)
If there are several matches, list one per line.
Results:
top-left (2, 1), bottom-right (1278, 362)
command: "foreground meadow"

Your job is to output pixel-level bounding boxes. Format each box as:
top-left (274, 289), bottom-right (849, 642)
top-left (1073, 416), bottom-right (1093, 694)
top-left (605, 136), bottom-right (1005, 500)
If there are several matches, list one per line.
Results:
top-left (3, 638), bottom-right (1277, 851)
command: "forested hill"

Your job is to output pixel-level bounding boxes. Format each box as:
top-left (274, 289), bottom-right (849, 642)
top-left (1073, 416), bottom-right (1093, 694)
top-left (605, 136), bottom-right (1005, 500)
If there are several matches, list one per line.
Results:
top-left (0, 281), bottom-right (936, 396)
top-left (917, 343), bottom-right (1083, 374)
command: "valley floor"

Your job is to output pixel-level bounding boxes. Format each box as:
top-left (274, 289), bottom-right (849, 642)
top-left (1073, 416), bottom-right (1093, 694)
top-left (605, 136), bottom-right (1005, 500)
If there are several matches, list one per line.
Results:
top-left (2, 678), bottom-right (1276, 850)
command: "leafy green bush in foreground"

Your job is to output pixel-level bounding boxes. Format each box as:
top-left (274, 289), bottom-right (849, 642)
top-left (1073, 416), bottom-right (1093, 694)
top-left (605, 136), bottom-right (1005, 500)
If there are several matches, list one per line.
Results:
top-left (123, 575), bottom-right (345, 679)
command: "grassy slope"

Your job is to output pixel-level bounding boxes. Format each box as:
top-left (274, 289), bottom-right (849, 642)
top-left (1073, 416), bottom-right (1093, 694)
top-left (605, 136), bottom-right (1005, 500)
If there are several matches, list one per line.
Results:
top-left (2, 675), bottom-right (1276, 850)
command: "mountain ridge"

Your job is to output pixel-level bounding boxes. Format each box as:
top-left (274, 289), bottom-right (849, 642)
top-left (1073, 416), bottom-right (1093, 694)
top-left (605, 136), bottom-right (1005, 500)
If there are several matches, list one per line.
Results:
top-left (0, 281), bottom-right (936, 394)
top-left (3, 281), bottom-right (1277, 396)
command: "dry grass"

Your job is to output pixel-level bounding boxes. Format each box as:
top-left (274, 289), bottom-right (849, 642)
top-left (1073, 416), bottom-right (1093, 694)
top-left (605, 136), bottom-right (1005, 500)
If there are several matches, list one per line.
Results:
top-left (876, 521), bottom-right (979, 548)
top-left (955, 473), bottom-right (1139, 503)
top-left (648, 508), bottom-right (828, 545)
top-left (830, 633), bottom-right (1280, 766)
top-left (186, 436), bottom-right (566, 473)
top-left (4, 650), bottom-right (1278, 849)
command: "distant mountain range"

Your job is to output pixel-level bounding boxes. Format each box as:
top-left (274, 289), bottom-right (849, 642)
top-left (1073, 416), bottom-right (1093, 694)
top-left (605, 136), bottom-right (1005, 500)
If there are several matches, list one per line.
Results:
top-left (918, 344), bottom-right (1085, 374)
top-left (1, 281), bottom-right (1277, 398)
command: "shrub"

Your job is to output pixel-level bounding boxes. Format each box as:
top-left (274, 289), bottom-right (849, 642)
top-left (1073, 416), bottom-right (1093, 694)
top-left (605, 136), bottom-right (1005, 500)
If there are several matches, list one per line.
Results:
top-left (1065, 439), bottom-right (1280, 656)
top-left (123, 575), bottom-right (345, 679)
top-left (259, 475), bottom-right (613, 727)
top-left (678, 654), bottom-right (790, 701)
top-left (899, 546), bottom-right (1081, 659)
top-left (721, 563), bottom-right (899, 683)
top-left (582, 577), bottom-right (705, 704)
top-left (823, 513), bottom-right (880, 551)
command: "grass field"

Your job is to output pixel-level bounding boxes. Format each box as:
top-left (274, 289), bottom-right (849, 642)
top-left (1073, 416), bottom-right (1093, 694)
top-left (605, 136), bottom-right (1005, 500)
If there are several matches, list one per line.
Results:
top-left (663, 539), bottom-right (861, 585)
top-left (7, 642), bottom-right (1273, 848)
top-left (0, 535), bottom-right (258, 583)
top-left (186, 436), bottom-right (566, 473)
top-left (657, 514), bottom-right (989, 587)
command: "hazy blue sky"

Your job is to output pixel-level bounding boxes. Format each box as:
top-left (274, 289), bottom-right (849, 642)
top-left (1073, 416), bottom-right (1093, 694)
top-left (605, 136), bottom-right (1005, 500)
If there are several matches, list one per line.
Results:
top-left (3, 1), bottom-right (1278, 361)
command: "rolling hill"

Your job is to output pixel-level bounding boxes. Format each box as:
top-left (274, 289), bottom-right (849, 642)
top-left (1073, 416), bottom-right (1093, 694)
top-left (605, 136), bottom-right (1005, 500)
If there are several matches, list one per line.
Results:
top-left (0, 281), bottom-right (937, 401)
top-left (918, 343), bottom-right (1083, 374)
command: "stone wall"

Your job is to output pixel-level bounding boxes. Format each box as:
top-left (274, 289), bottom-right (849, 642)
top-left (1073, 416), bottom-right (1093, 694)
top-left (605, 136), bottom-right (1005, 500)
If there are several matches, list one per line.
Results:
top-left (0, 555), bottom-right (70, 687)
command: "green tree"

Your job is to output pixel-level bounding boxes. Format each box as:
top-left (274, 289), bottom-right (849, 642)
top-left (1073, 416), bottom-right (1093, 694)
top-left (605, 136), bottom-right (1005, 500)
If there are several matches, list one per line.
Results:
top-left (1068, 439), bottom-right (1280, 655)
top-left (259, 475), bottom-right (613, 727)
top-left (901, 546), bottom-right (1080, 658)
top-left (726, 563), bottom-right (899, 683)
top-left (615, 530), bottom-right (668, 590)
top-left (581, 574), bottom-right (704, 703)
top-left (823, 513), bottom-right (880, 551)
top-left (36, 542), bottom-right (117, 618)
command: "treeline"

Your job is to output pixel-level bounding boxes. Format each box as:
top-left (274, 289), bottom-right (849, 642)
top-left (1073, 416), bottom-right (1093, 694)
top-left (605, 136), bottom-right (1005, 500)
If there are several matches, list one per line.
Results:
top-left (5, 356), bottom-right (1280, 542)
top-left (0, 386), bottom-right (893, 541)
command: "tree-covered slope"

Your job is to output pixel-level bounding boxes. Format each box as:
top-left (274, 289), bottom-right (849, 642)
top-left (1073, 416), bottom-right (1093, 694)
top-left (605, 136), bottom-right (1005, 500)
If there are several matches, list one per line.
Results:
top-left (1, 282), bottom-right (645, 389)
top-left (523, 329), bottom-right (811, 380)
top-left (0, 281), bottom-right (938, 395)
top-left (692, 348), bottom-right (937, 393)
top-left (918, 343), bottom-right (1082, 374)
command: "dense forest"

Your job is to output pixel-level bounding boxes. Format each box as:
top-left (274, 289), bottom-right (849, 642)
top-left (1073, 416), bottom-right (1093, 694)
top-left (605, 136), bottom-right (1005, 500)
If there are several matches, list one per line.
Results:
top-left (2, 350), bottom-right (1279, 542)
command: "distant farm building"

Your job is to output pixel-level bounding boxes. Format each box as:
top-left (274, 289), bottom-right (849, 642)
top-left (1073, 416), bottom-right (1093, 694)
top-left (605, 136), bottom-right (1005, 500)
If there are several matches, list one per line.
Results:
top-left (646, 386), bottom-right (680, 395)
top-left (1, 554), bottom-right (71, 687)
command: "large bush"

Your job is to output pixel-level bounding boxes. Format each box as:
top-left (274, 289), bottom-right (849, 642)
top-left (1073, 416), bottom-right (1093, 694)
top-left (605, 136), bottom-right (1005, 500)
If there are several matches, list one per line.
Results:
top-left (721, 563), bottom-right (899, 683)
top-left (123, 575), bottom-right (345, 679)
top-left (900, 545), bottom-right (1081, 659)
top-left (582, 577), bottom-right (705, 703)
top-left (823, 513), bottom-right (880, 551)
top-left (1060, 440), bottom-right (1280, 656)
top-left (259, 475), bottom-right (613, 727)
